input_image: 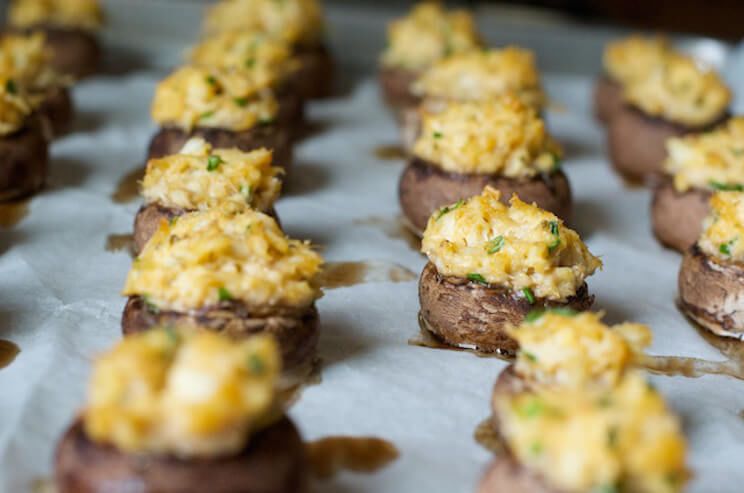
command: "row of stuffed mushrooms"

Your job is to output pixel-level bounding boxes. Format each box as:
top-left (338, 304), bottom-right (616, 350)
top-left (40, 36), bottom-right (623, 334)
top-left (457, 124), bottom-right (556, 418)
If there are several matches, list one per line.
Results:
top-left (0, 0), bottom-right (104, 203)
top-left (54, 1), bottom-right (336, 492)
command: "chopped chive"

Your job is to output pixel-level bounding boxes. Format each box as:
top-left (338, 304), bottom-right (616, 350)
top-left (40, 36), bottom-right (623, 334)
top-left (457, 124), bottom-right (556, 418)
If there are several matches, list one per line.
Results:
top-left (217, 287), bottom-right (233, 301)
top-left (524, 309), bottom-right (545, 322)
top-left (234, 96), bottom-right (249, 107)
top-left (529, 441), bottom-right (543, 455)
top-left (520, 399), bottom-right (544, 418)
top-left (207, 155), bottom-right (224, 171)
top-left (467, 273), bottom-right (488, 285)
top-left (520, 350), bottom-right (538, 362)
top-left (5, 79), bottom-right (16, 94)
top-left (486, 235), bottom-right (505, 254)
top-left (432, 131), bottom-right (443, 139)
top-left (550, 151), bottom-right (562, 170)
top-left (522, 287), bottom-right (535, 305)
top-left (436, 199), bottom-right (465, 220)
top-left (206, 75), bottom-right (217, 85)
top-left (245, 58), bottom-right (256, 68)
top-left (606, 427), bottom-right (618, 448)
top-left (258, 116), bottom-right (275, 125)
top-left (720, 241), bottom-right (733, 256)
top-left (199, 110), bottom-right (215, 120)
top-left (597, 395), bottom-right (612, 408)
top-left (709, 181), bottom-right (744, 192)
top-left (247, 354), bottom-right (265, 374)
top-left (547, 220), bottom-right (560, 252)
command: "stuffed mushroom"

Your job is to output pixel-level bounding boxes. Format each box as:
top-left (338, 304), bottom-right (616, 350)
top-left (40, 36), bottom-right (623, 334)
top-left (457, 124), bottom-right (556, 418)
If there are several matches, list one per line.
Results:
top-left (148, 65), bottom-right (293, 172)
top-left (593, 35), bottom-right (670, 125)
top-left (378, 2), bottom-right (482, 119)
top-left (399, 96), bottom-right (568, 235)
top-left (203, 0), bottom-right (333, 100)
top-left (0, 76), bottom-right (48, 201)
top-left (418, 187), bottom-right (600, 354)
top-left (0, 32), bottom-right (73, 136)
top-left (652, 117), bottom-right (744, 252)
top-left (122, 206), bottom-right (323, 372)
top-left (133, 137), bottom-right (283, 255)
top-left (55, 329), bottom-right (309, 493)
top-left (7, 0), bottom-right (102, 80)
top-left (401, 46), bottom-right (545, 150)
top-left (678, 191), bottom-right (744, 338)
top-left (608, 52), bottom-right (730, 183)
top-left (189, 30), bottom-right (304, 134)
top-left (482, 371), bottom-right (688, 493)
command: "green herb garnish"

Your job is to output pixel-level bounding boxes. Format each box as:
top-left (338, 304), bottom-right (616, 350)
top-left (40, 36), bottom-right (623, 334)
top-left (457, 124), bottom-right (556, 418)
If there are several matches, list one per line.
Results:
top-left (245, 58), bottom-right (256, 68)
top-left (432, 131), bottom-right (443, 139)
top-left (519, 399), bottom-right (544, 418)
top-left (524, 307), bottom-right (577, 323)
top-left (207, 155), bottom-right (224, 171)
top-left (218, 287), bottom-right (233, 301)
top-left (467, 273), bottom-right (488, 285)
top-left (258, 116), bottom-right (275, 125)
top-left (709, 181), bottom-right (744, 192)
top-left (234, 96), bottom-right (249, 107)
top-left (521, 350), bottom-right (538, 362)
top-left (435, 199), bottom-right (465, 220)
top-left (206, 75), bottom-right (217, 86)
top-left (720, 241), bottom-right (733, 256)
top-left (597, 395), bottom-right (612, 408)
top-left (486, 235), bottom-right (505, 254)
top-left (247, 354), bottom-right (265, 374)
top-left (199, 111), bottom-right (215, 120)
top-left (5, 79), bottom-right (17, 94)
top-left (547, 220), bottom-right (561, 252)
top-left (607, 427), bottom-right (618, 448)
top-left (529, 441), bottom-right (543, 455)
top-left (522, 287), bottom-right (535, 304)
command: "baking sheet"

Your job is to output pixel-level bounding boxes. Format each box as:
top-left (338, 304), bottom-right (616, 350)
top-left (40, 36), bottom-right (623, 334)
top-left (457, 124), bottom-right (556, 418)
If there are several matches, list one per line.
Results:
top-left (2, 2), bottom-right (744, 492)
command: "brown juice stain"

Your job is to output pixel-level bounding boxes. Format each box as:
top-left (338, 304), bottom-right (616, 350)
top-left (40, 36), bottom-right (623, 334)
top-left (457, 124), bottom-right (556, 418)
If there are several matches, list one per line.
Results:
top-left (278, 358), bottom-right (323, 407)
top-left (409, 312), bottom-right (512, 361)
top-left (318, 260), bottom-right (416, 289)
top-left (105, 233), bottom-right (135, 256)
top-left (306, 436), bottom-right (399, 479)
top-left (0, 339), bottom-right (20, 370)
top-left (112, 166), bottom-right (144, 203)
top-left (353, 215), bottom-right (421, 252)
top-left (373, 144), bottom-right (407, 162)
top-left (474, 417), bottom-right (505, 454)
top-left (0, 199), bottom-right (29, 227)
top-left (638, 318), bottom-right (744, 380)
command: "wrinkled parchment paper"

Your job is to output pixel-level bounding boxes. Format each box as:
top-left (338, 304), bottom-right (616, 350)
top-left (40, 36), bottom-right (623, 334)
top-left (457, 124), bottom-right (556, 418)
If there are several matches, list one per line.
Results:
top-left (2, 1), bottom-right (744, 492)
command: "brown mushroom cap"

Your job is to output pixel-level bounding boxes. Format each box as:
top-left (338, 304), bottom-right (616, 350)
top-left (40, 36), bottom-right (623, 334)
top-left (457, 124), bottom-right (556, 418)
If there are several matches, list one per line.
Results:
top-left (378, 65), bottom-right (421, 120)
top-left (55, 416), bottom-right (309, 493)
top-left (292, 44), bottom-right (334, 100)
top-left (607, 104), bottom-right (689, 184)
top-left (399, 158), bottom-right (572, 236)
top-left (678, 245), bottom-right (744, 338)
top-left (418, 262), bottom-right (594, 354)
top-left (38, 85), bottom-right (73, 138)
top-left (132, 204), bottom-right (281, 256)
top-left (34, 26), bottom-right (100, 80)
top-left (0, 118), bottom-right (48, 202)
top-left (121, 296), bottom-right (319, 372)
top-left (146, 125), bottom-right (293, 175)
top-left (593, 75), bottom-right (622, 125)
top-left (651, 177), bottom-right (711, 253)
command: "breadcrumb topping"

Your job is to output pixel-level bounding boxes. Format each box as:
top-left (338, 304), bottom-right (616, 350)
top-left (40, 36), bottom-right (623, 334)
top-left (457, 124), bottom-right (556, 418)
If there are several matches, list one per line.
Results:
top-left (9, 0), bottom-right (103, 30)
top-left (699, 191), bottom-right (744, 262)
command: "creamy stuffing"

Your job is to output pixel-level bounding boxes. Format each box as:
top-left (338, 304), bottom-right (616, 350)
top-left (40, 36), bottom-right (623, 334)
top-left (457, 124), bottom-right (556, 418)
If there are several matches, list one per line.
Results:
top-left (421, 187), bottom-right (601, 301)
top-left (123, 207), bottom-right (323, 312)
top-left (151, 65), bottom-right (279, 132)
top-left (84, 329), bottom-right (281, 458)
top-left (495, 371), bottom-right (688, 493)
top-left (203, 0), bottom-right (324, 47)
top-left (9, 0), bottom-right (103, 30)
top-left (665, 117), bottom-right (744, 192)
top-left (623, 53), bottom-right (730, 127)
top-left (0, 75), bottom-right (32, 136)
top-left (413, 47), bottom-right (545, 110)
top-left (603, 35), bottom-right (671, 86)
top-left (380, 2), bottom-right (482, 71)
top-left (413, 97), bottom-right (561, 176)
top-left (698, 191), bottom-right (744, 262)
top-left (142, 137), bottom-right (282, 213)
top-left (511, 311), bottom-right (651, 390)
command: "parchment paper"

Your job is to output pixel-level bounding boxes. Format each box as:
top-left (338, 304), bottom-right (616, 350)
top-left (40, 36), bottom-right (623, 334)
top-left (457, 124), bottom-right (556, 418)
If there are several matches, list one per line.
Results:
top-left (2, 1), bottom-right (744, 492)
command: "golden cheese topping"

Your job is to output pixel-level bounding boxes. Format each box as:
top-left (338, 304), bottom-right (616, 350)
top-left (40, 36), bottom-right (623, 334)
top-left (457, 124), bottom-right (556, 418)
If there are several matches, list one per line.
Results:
top-left (698, 191), bottom-right (744, 262)
top-left (412, 47), bottom-right (545, 110)
top-left (0, 33), bottom-right (64, 100)
top-left (123, 207), bottom-right (322, 312)
top-left (84, 329), bottom-right (281, 458)
top-left (664, 117), bottom-right (744, 192)
top-left (422, 188), bottom-right (601, 301)
top-left (380, 2), bottom-right (482, 71)
top-left (0, 75), bottom-right (32, 136)
top-left (203, 0), bottom-right (324, 47)
top-left (141, 138), bottom-right (282, 213)
top-left (413, 97), bottom-right (561, 177)
top-left (603, 35), bottom-right (671, 86)
top-left (8, 0), bottom-right (103, 31)
top-left (189, 30), bottom-right (298, 82)
top-left (151, 65), bottom-right (279, 132)
top-left (624, 53), bottom-right (730, 128)
top-left (511, 311), bottom-right (651, 391)
top-left (495, 371), bottom-right (688, 493)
